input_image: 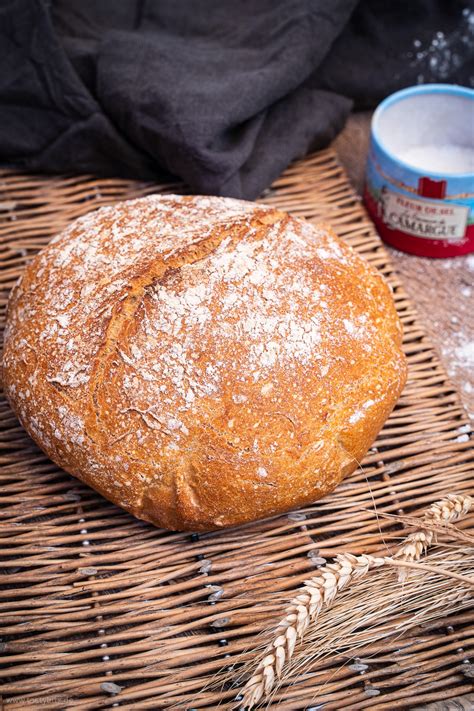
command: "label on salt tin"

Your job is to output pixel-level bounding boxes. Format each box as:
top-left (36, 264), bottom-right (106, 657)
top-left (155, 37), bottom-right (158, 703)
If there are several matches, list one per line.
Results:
top-left (381, 189), bottom-right (469, 241)
top-left (364, 143), bottom-right (474, 257)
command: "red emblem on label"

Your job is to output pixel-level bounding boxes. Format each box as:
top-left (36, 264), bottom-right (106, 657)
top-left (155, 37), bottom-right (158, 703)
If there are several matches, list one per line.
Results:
top-left (417, 177), bottom-right (447, 199)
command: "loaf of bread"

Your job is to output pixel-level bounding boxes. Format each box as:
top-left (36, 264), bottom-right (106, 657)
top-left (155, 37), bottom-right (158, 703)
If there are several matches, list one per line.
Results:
top-left (3, 195), bottom-right (406, 530)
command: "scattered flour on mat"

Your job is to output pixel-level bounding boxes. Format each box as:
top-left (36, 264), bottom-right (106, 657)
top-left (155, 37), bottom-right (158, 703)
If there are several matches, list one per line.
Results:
top-left (431, 253), bottom-right (473, 421)
top-left (442, 335), bottom-right (474, 421)
top-left (442, 338), bottom-right (474, 377)
top-left (454, 342), bottom-right (474, 368)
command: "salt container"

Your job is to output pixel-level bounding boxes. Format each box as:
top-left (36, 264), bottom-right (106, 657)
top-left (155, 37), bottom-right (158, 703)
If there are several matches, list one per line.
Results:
top-left (364, 84), bottom-right (474, 257)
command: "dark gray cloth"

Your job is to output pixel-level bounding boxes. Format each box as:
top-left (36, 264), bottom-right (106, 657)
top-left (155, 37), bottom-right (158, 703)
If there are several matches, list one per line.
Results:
top-left (0, 0), bottom-right (472, 198)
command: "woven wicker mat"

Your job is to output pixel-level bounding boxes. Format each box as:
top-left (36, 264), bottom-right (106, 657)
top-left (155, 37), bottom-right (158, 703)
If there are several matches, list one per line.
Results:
top-left (0, 150), bottom-right (472, 710)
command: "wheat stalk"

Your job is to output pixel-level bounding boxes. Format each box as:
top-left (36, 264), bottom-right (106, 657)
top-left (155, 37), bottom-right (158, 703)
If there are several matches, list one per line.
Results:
top-left (240, 494), bottom-right (472, 709)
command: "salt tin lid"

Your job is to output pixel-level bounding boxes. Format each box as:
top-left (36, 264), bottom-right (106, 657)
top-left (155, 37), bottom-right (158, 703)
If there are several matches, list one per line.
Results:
top-left (365, 84), bottom-right (474, 257)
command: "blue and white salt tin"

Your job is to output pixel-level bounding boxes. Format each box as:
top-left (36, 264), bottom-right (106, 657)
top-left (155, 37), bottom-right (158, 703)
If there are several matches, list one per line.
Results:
top-left (364, 84), bottom-right (474, 257)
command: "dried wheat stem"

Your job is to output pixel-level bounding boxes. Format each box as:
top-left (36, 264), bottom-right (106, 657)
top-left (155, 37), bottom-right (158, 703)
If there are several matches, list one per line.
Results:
top-left (381, 516), bottom-right (474, 545)
top-left (240, 494), bottom-right (472, 709)
top-left (381, 558), bottom-right (474, 585)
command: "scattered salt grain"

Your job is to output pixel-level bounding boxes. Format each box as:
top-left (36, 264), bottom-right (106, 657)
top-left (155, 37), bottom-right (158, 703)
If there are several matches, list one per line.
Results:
top-left (307, 551), bottom-right (327, 566)
top-left (349, 662), bottom-right (369, 672)
top-left (100, 682), bottom-right (123, 695)
top-left (384, 461), bottom-right (404, 474)
top-left (63, 490), bottom-right (81, 501)
top-left (208, 588), bottom-right (224, 602)
top-left (210, 617), bottom-right (229, 628)
top-left (78, 567), bottom-right (97, 576)
top-left (287, 512), bottom-right (307, 522)
top-left (199, 559), bottom-right (212, 574)
top-left (364, 687), bottom-right (381, 697)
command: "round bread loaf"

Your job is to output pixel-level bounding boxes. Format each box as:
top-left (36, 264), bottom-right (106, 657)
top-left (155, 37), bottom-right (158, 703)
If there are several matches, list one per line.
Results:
top-left (3, 195), bottom-right (406, 530)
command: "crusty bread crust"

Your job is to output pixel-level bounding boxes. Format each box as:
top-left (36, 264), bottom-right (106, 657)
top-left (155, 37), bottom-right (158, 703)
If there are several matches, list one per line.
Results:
top-left (3, 195), bottom-right (406, 530)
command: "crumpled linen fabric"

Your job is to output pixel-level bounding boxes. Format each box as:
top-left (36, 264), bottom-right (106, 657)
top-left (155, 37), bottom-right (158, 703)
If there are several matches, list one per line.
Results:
top-left (0, 0), bottom-right (472, 198)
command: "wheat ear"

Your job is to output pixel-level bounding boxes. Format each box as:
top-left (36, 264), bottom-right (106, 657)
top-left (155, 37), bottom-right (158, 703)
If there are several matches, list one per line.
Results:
top-left (241, 494), bottom-right (472, 709)
top-left (395, 493), bottom-right (472, 580)
top-left (241, 552), bottom-right (385, 709)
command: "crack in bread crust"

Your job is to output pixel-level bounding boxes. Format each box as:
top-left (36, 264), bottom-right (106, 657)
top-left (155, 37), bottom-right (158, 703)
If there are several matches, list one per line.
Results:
top-left (85, 208), bottom-right (285, 448)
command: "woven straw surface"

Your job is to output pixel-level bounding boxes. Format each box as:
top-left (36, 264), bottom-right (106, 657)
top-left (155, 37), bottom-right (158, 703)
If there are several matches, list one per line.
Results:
top-left (0, 150), bottom-right (472, 710)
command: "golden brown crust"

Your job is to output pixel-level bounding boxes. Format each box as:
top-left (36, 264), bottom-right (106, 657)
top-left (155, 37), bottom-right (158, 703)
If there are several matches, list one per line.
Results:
top-left (3, 195), bottom-right (407, 530)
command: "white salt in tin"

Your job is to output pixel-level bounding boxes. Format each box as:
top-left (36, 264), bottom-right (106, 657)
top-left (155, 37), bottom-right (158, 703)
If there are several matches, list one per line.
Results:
top-left (365, 84), bottom-right (474, 257)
